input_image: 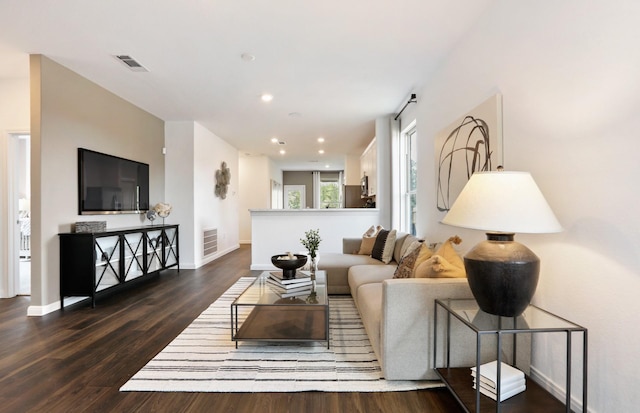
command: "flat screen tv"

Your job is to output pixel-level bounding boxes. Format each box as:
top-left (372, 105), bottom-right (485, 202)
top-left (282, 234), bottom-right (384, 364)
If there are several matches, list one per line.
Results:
top-left (78, 148), bottom-right (150, 215)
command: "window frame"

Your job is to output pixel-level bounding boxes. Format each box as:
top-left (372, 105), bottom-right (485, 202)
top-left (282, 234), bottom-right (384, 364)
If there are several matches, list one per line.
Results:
top-left (399, 121), bottom-right (417, 235)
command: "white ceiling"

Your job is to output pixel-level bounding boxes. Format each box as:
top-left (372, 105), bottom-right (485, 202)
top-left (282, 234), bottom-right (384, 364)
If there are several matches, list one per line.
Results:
top-left (0, 0), bottom-right (495, 170)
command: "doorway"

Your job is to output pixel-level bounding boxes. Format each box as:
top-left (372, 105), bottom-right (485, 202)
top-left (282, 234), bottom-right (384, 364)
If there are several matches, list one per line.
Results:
top-left (284, 185), bottom-right (306, 209)
top-left (14, 133), bottom-right (30, 296)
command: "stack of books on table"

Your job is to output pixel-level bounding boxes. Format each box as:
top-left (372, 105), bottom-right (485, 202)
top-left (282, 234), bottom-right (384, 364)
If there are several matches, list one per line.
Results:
top-left (266, 271), bottom-right (313, 298)
top-left (470, 361), bottom-right (526, 402)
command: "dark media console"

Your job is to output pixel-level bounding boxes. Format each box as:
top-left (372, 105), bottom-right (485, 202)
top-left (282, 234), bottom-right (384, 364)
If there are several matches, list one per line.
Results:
top-left (59, 224), bottom-right (179, 308)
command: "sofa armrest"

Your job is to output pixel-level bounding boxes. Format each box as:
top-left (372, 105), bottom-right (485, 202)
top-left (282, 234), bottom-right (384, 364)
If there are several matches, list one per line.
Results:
top-left (380, 278), bottom-right (475, 380)
top-left (379, 278), bottom-right (529, 380)
top-left (343, 238), bottom-right (362, 254)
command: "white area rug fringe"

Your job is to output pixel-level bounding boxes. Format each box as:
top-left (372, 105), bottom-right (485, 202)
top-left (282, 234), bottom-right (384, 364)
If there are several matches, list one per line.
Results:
top-left (120, 277), bottom-right (441, 392)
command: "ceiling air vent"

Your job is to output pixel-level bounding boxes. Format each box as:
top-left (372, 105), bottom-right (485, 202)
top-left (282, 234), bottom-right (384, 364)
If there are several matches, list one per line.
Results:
top-left (115, 55), bottom-right (149, 72)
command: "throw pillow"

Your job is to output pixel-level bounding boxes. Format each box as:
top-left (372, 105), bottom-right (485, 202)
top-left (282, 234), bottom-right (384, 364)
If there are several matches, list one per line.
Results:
top-left (414, 236), bottom-right (466, 278)
top-left (358, 225), bottom-right (382, 255)
top-left (380, 229), bottom-right (397, 264)
top-left (393, 241), bottom-right (423, 278)
top-left (363, 225), bottom-right (377, 237)
top-left (434, 235), bottom-right (464, 269)
top-left (358, 236), bottom-right (377, 255)
top-left (371, 229), bottom-right (390, 261)
top-left (412, 243), bottom-right (434, 270)
top-left (413, 255), bottom-right (466, 278)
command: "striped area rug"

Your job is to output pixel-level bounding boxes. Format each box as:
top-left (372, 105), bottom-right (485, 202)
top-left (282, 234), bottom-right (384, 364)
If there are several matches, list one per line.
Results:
top-left (120, 277), bottom-right (441, 392)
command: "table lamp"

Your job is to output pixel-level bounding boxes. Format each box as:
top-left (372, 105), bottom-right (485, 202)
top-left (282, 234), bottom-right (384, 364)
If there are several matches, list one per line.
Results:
top-left (441, 171), bottom-right (562, 317)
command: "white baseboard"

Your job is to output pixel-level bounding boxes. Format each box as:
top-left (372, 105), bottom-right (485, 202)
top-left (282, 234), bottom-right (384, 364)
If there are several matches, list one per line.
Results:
top-left (529, 365), bottom-right (588, 412)
top-left (27, 300), bottom-right (61, 316)
top-left (198, 245), bottom-right (240, 268)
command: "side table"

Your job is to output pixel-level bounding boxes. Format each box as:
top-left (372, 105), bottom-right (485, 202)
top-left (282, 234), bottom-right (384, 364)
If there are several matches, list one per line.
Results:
top-left (434, 298), bottom-right (587, 413)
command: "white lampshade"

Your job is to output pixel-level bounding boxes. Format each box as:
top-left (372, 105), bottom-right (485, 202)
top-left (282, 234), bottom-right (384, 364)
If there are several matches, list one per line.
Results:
top-left (441, 171), bottom-right (562, 234)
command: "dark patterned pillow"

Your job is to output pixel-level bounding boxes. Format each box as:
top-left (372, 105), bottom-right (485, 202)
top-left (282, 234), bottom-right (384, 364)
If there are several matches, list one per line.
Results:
top-left (371, 229), bottom-right (390, 261)
top-left (393, 241), bottom-right (423, 278)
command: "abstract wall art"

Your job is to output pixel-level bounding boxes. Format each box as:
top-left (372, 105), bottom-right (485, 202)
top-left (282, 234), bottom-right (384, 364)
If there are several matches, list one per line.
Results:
top-left (215, 161), bottom-right (231, 199)
top-left (435, 93), bottom-right (503, 212)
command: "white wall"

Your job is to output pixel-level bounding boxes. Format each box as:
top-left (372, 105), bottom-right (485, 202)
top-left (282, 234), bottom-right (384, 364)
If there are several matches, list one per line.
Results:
top-left (414, 1), bottom-right (640, 411)
top-left (375, 117), bottom-right (392, 229)
top-left (238, 154), bottom-right (282, 244)
top-left (30, 55), bottom-right (165, 315)
top-left (344, 154), bottom-right (361, 185)
top-left (164, 121), bottom-right (195, 266)
top-left (165, 121), bottom-right (240, 268)
top-left (250, 208), bottom-right (381, 270)
top-left (193, 122), bottom-right (239, 266)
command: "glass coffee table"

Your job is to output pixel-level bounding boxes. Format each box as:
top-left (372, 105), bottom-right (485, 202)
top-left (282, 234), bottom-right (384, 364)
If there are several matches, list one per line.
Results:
top-left (231, 270), bottom-right (329, 348)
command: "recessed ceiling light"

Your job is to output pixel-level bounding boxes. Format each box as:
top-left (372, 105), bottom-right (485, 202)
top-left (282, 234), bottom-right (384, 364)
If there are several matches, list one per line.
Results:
top-left (318, 149), bottom-right (325, 154)
top-left (325, 164), bottom-right (330, 168)
top-left (279, 149), bottom-right (286, 155)
top-left (317, 137), bottom-right (325, 143)
top-left (241, 53), bottom-right (256, 62)
top-left (261, 94), bottom-right (273, 102)
top-left (271, 137), bottom-right (278, 143)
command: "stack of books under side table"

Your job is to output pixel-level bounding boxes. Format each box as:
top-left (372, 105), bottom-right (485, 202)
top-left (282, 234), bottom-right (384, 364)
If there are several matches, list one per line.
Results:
top-left (266, 271), bottom-right (313, 298)
top-left (471, 360), bottom-right (526, 402)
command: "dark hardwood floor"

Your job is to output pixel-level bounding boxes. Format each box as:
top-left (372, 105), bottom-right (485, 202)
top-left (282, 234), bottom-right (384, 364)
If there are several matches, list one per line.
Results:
top-left (0, 245), bottom-right (464, 413)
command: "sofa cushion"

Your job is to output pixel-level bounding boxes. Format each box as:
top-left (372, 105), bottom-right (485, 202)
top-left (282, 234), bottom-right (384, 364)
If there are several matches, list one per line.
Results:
top-left (318, 253), bottom-right (384, 295)
top-left (371, 229), bottom-right (397, 264)
top-left (355, 283), bottom-right (383, 362)
top-left (348, 264), bottom-right (396, 306)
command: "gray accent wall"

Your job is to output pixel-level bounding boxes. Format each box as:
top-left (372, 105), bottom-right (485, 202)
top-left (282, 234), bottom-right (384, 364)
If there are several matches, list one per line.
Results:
top-left (29, 55), bottom-right (164, 313)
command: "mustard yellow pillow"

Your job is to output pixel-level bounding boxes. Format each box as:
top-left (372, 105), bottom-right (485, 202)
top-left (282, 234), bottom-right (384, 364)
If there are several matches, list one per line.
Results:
top-left (412, 244), bottom-right (434, 270)
top-left (413, 236), bottom-right (465, 278)
top-left (435, 235), bottom-right (464, 268)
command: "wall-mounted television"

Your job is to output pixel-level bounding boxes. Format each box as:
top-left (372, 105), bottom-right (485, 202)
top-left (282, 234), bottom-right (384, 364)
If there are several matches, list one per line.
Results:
top-left (78, 148), bottom-right (150, 215)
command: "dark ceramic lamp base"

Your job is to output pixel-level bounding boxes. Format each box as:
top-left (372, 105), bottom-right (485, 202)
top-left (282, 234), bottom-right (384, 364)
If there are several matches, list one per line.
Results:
top-left (464, 233), bottom-right (540, 317)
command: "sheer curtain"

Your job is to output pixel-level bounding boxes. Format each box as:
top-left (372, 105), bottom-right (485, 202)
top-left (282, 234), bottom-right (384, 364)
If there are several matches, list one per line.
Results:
top-left (312, 171), bottom-right (321, 208)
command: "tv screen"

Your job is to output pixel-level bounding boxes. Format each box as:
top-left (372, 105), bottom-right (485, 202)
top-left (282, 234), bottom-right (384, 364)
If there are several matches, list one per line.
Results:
top-left (78, 148), bottom-right (150, 215)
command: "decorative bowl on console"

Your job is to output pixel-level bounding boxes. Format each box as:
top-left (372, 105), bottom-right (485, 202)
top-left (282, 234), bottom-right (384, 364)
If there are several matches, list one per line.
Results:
top-left (271, 254), bottom-right (308, 279)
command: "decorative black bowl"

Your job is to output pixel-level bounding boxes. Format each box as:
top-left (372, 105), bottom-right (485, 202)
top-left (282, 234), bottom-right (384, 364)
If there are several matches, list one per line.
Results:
top-left (271, 254), bottom-right (308, 279)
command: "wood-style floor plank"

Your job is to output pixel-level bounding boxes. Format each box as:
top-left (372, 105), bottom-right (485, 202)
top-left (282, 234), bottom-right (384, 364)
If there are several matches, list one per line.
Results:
top-left (0, 245), bottom-right (464, 413)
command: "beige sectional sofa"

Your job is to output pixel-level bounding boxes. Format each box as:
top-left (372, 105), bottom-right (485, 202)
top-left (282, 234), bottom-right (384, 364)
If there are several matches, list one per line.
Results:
top-left (319, 232), bottom-right (528, 381)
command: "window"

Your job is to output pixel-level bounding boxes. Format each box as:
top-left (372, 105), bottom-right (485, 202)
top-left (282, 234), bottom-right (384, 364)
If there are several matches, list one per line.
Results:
top-left (316, 171), bottom-right (342, 208)
top-left (320, 180), bottom-right (341, 208)
top-left (400, 123), bottom-right (417, 235)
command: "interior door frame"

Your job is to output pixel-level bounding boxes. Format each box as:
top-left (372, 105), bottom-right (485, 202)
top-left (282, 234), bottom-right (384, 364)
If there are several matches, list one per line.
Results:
top-left (1, 132), bottom-right (30, 298)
